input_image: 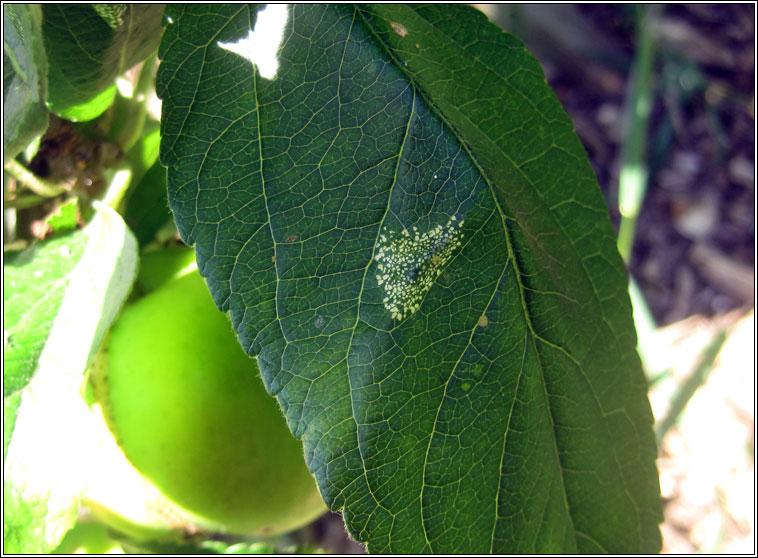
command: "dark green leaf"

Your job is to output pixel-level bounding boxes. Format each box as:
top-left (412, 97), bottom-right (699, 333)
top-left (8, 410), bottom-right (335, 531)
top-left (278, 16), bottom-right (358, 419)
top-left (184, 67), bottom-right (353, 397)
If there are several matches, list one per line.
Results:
top-left (3, 3), bottom-right (49, 163)
top-left (158, 5), bottom-right (662, 553)
top-left (40, 4), bottom-right (165, 121)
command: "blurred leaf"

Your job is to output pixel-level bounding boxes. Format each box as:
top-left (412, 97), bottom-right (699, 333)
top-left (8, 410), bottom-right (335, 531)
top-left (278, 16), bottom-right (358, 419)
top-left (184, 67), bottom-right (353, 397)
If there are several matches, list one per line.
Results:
top-left (159, 5), bottom-right (661, 553)
top-left (123, 158), bottom-right (170, 247)
top-left (3, 3), bottom-right (49, 164)
top-left (40, 4), bottom-right (164, 121)
top-left (44, 197), bottom-right (79, 234)
top-left (53, 83), bottom-right (118, 123)
top-left (122, 537), bottom-right (323, 555)
top-left (124, 122), bottom-right (161, 187)
top-left (91, 4), bottom-right (128, 30)
top-left (3, 204), bottom-right (138, 553)
top-left (136, 245), bottom-right (196, 293)
top-left (106, 54), bottom-right (159, 153)
top-left (52, 519), bottom-right (124, 554)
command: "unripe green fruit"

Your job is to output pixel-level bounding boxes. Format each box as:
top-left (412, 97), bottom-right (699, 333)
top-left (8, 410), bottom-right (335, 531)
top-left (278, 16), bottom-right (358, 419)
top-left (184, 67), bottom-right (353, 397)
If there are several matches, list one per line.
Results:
top-left (135, 246), bottom-right (198, 294)
top-left (93, 255), bottom-right (325, 537)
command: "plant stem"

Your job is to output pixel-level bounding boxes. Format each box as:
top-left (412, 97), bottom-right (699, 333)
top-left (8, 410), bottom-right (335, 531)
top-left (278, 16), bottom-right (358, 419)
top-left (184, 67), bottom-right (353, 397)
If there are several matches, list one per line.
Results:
top-left (629, 275), bottom-right (658, 375)
top-left (4, 159), bottom-right (67, 198)
top-left (616, 5), bottom-right (662, 383)
top-left (119, 52), bottom-right (158, 152)
top-left (3, 194), bottom-right (48, 209)
top-left (655, 329), bottom-right (727, 443)
top-left (617, 4), bottom-right (660, 263)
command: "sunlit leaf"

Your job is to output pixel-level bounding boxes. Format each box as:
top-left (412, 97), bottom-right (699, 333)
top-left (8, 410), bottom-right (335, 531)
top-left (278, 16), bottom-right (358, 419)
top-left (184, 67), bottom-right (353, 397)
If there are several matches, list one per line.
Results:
top-left (3, 205), bottom-right (138, 553)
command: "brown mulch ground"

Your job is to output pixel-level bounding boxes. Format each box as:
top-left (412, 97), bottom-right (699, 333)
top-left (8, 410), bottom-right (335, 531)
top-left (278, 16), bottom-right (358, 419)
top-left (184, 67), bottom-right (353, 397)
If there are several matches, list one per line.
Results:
top-left (525, 8), bottom-right (755, 552)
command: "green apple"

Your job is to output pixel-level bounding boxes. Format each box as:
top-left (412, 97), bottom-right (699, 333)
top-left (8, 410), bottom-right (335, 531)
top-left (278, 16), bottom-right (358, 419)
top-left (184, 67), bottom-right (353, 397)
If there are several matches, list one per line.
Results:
top-left (135, 246), bottom-right (197, 294)
top-left (88, 253), bottom-right (326, 537)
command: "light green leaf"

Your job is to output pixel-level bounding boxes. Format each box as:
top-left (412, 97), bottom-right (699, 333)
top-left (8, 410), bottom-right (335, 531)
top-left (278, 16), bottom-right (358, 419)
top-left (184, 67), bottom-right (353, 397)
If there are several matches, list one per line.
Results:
top-left (3, 3), bottom-right (49, 164)
top-left (3, 204), bottom-right (138, 553)
top-left (52, 83), bottom-right (117, 123)
top-left (3, 229), bottom-right (89, 422)
top-left (40, 4), bottom-right (164, 121)
top-left (45, 198), bottom-right (79, 234)
top-left (158, 5), bottom-right (662, 553)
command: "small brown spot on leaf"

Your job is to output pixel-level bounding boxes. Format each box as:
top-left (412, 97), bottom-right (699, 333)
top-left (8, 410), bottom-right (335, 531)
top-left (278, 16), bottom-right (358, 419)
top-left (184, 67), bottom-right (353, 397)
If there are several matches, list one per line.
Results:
top-left (285, 235), bottom-right (298, 243)
top-left (477, 315), bottom-right (489, 327)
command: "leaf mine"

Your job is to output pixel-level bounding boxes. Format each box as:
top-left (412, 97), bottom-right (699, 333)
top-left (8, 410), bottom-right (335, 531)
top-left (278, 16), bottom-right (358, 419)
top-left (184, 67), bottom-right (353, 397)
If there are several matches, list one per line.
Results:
top-left (374, 217), bottom-right (464, 320)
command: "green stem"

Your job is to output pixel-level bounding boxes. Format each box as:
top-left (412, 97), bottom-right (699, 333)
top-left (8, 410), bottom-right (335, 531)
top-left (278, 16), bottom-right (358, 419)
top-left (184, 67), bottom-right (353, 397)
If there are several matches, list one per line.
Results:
top-left (628, 275), bottom-right (658, 376)
top-left (135, 51), bottom-right (158, 99)
top-left (655, 329), bottom-right (727, 443)
top-left (617, 5), bottom-right (660, 263)
top-left (4, 159), bottom-right (67, 198)
top-left (3, 194), bottom-right (48, 209)
top-left (119, 52), bottom-right (158, 152)
top-left (617, 214), bottom-right (637, 263)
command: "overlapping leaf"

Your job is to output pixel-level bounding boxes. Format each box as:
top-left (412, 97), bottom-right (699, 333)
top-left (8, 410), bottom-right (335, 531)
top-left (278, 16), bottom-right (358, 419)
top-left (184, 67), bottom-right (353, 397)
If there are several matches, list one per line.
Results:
top-left (3, 230), bottom-right (88, 455)
top-left (158, 5), bottom-right (661, 553)
top-left (3, 206), bottom-right (138, 553)
top-left (40, 4), bottom-right (164, 120)
top-left (3, 3), bottom-right (48, 163)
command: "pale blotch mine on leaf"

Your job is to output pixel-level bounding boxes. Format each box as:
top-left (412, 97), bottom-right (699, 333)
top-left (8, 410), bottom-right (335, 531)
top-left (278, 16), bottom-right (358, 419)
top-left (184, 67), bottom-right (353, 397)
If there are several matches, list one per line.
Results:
top-left (374, 217), bottom-right (464, 320)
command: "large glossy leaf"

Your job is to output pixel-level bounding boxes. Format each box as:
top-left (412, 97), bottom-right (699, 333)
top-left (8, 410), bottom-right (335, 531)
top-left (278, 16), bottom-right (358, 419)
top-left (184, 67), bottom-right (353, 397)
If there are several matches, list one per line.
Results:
top-left (158, 4), bottom-right (662, 553)
top-left (40, 4), bottom-right (165, 121)
top-left (3, 205), bottom-right (138, 553)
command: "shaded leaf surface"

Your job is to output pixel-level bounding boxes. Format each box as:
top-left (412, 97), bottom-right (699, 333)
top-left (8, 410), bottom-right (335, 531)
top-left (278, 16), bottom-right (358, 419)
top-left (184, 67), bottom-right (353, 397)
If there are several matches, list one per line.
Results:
top-left (40, 4), bottom-right (164, 120)
top-left (3, 3), bottom-right (48, 163)
top-left (158, 4), bottom-right (661, 553)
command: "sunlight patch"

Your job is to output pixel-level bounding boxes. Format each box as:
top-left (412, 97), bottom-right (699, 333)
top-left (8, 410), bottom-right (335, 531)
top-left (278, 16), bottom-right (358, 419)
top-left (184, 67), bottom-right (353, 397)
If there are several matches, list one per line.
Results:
top-left (217, 4), bottom-right (288, 80)
top-left (375, 217), bottom-right (464, 321)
